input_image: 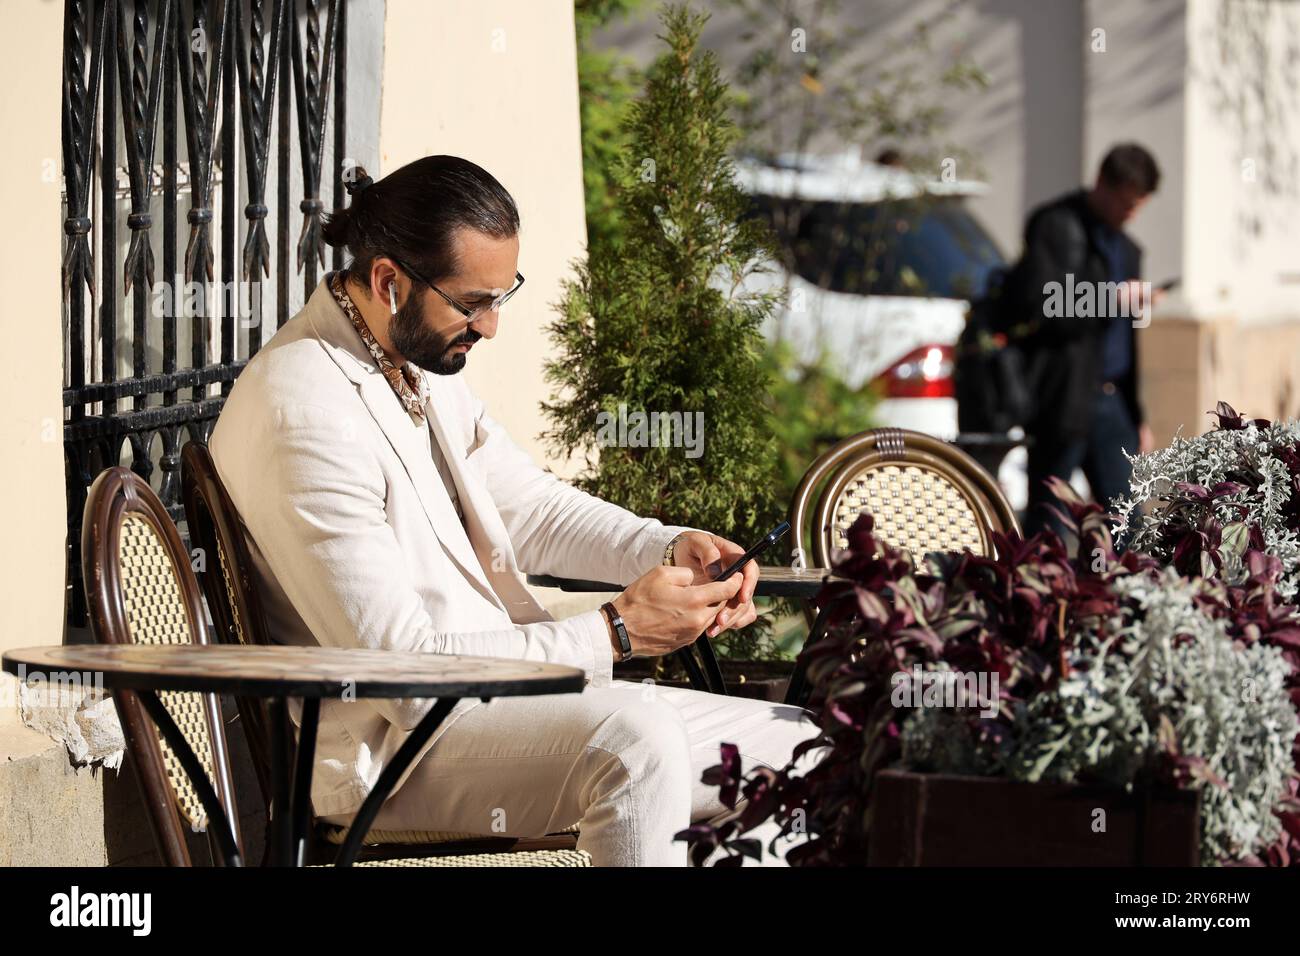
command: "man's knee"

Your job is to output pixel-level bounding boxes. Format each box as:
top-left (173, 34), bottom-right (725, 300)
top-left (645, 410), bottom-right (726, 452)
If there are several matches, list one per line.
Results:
top-left (743, 710), bottom-right (825, 780)
top-left (590, 698), bottom-right (692, 788)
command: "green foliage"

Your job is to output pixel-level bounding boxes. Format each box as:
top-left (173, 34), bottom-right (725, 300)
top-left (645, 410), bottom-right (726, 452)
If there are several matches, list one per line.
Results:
top-left (575, 0), bottom-right (646, 259)
top-left (761, 339), bottom-right (877, 511)
top-left (546, 3), bottom-right (786, 662)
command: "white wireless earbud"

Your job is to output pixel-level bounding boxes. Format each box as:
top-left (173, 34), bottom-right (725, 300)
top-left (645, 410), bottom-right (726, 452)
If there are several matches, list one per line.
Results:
top-left (388, 281), bottom-right (398, 315)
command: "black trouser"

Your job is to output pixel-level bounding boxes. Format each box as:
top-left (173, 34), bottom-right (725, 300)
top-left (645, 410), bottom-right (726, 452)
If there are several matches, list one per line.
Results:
top-left (1025, 384), bottom-right (1139, 538)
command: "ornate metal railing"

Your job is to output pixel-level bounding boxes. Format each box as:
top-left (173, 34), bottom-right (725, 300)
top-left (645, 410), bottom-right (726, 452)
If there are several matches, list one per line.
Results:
top-left (62, 0), bottom-right (351, 625)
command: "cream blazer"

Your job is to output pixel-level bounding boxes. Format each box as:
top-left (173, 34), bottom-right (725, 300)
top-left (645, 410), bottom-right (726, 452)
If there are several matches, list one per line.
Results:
top-left (209, 279), bottom-right (694, 816)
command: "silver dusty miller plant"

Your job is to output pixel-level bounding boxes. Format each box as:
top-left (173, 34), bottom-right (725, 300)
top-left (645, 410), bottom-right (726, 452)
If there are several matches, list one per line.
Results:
top-left (901, 569), bottom-right (1299, 865)
top-left (1109, 571), bottom-right (1297, 863)
top-left (1112, 404), bottom-right (1300, 601)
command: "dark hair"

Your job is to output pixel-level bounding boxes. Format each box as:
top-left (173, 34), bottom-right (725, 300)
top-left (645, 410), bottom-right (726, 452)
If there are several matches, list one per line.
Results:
top-left (1098, 143), bottom-right (1161, 194)
top-left (322, 155), bottom-right (520, 289)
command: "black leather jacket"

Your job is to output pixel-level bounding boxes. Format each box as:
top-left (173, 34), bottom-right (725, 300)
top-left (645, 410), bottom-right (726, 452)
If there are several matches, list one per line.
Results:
top-left (1005, 188), bottom-right (1144, 442)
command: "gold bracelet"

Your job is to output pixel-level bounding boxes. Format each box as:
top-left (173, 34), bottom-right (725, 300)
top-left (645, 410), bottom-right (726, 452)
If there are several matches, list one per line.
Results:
top-left (663, 532), bottom-right (687, 567)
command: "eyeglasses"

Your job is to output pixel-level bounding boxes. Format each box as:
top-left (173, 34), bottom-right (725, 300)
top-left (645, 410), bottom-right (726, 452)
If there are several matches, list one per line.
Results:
top-left (390, 255), bottom-right (525, 322)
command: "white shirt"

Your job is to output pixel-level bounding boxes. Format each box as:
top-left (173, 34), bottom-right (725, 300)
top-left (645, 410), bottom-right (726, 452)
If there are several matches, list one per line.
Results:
top-left (421, 417), bottom-right (466, 526)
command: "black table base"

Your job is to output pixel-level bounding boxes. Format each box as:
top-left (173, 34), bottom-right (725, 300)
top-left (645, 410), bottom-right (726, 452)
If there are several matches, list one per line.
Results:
top-left (332, 696), bottom-right (461, 867)
top-left (139, 690), bottom-right (468, 868)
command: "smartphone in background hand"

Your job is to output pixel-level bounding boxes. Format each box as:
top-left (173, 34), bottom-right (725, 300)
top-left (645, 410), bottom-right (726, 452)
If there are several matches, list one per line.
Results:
top-left (1156, 277), bottom-right (1181, 292)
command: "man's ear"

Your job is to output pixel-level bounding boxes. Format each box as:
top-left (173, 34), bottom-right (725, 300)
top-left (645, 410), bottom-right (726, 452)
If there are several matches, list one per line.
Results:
top-left (367, 257), bottom-right (401, 303)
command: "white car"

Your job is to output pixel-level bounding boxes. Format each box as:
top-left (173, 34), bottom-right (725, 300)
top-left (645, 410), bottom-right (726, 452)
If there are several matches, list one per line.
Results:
top-left (734, 152), bottom-right (1028, 509)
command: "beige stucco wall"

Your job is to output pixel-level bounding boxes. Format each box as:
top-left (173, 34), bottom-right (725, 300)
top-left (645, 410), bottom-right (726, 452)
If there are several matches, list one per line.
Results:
top-left (380, 0), bottom-right (589, 478)
top-left (0, 1), bottom-right (67, 730)
top-left (0, 0), bottom-right (595, 860)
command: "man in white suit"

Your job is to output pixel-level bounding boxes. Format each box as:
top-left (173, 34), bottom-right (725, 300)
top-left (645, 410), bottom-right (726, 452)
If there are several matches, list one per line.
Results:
top-left (209, 155), bottom-right (820, 866)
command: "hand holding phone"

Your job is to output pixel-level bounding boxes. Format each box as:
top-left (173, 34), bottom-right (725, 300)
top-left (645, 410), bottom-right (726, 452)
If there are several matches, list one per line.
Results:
top-left (612, 523), bottom-right (791, 666)
top-left (699, 522), bottom-right (789, 636)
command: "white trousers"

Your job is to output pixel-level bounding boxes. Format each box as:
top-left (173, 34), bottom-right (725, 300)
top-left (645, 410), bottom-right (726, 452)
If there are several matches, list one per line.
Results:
top-left (320, 678), bottom-right (825, 866)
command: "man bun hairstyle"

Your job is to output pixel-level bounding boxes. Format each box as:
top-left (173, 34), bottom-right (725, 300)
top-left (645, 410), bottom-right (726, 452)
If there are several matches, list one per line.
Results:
top-left (1098, 143), bottom-right (1161, 195)
top-left (322, 155), bottom-right (520, 290)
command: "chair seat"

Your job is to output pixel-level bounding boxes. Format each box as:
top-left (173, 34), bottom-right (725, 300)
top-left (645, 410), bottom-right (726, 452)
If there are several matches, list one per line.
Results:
top-left (339, 848), bottom-right (592, 867)
top-left (319, 821), bottom-right (581, 846)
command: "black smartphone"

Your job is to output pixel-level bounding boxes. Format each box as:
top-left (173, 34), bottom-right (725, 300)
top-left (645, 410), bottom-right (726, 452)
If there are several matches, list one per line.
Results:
top-left (713, 521), bottom-right (790, 582)
top-left (1156, 276), bottom-right (1181, 292)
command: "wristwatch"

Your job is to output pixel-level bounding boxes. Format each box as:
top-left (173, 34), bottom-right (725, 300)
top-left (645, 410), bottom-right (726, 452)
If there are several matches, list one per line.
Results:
top-left (662, 531), bottom-right (688, 567)
top-left (601, 601), bottom-right (633, 662)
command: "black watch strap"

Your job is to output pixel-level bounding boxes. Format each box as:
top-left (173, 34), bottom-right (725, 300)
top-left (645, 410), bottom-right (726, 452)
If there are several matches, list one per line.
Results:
top-left (601, 602), bottom-right (633, 662)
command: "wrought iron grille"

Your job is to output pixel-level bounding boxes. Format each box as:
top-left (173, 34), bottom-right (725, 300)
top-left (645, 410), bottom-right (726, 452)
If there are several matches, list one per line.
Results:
top-left (61, 0), bottom-right (352, 626)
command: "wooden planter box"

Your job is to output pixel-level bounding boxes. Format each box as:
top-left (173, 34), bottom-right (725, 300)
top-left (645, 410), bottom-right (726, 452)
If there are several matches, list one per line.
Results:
top-left (613, 659), bottom-right (792, 702)
top-left (868, 769), bottom-right (1201, 866)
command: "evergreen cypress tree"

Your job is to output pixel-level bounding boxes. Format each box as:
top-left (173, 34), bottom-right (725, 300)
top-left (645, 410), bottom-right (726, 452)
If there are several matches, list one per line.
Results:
top-left (542, 3), bottom-right (784, 659)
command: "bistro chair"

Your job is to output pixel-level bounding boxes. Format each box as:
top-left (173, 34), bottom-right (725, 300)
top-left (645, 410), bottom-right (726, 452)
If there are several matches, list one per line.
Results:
top-left (81, 465), bottom-right (243, 866)
top-left (790, 427), bottom-right (1020, 572)
top-left (180, 442), bottom-right (587, 866)
top-left (180, 444), bottom-right (275, 812)
top-left (783, 428), bottom-right (1021, 706)
top-left (84, 465), bottom-right (586, 867)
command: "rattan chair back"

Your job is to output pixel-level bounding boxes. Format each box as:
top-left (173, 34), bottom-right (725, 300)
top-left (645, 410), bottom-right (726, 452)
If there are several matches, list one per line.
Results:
top-left (81, 466), bottom-right (242, 866)
top-left (791, 427), bottom-right (1020, 569)
top-left (181, 441), bottom-right (275, 808)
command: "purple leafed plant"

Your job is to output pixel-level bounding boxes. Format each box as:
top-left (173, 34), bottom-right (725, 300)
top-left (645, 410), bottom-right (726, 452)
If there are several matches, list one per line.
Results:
top-left (679, 475), bottom-right (1300, 866)
top-left (1115, 402), bottom-right (1300, 595)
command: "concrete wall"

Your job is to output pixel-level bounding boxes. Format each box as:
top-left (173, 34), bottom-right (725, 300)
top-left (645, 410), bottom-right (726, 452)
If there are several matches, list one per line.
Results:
top-left (382, 0), bottom-right (590, 477)
top-left (0, 0), bottom-right (136, 866)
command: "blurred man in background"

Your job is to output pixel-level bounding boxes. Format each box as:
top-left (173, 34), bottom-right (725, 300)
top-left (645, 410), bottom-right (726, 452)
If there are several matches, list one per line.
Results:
top-left (1010, 143), bottom-right (1162, 536)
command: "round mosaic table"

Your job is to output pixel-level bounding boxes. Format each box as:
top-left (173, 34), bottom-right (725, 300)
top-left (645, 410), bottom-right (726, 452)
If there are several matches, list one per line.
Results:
top-left (2, 643), bottom-right (585, 868)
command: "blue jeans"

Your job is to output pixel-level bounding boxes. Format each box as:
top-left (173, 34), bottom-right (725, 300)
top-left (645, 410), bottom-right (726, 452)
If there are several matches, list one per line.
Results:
top-left (1025, 386), bottom-right (1139, 538)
